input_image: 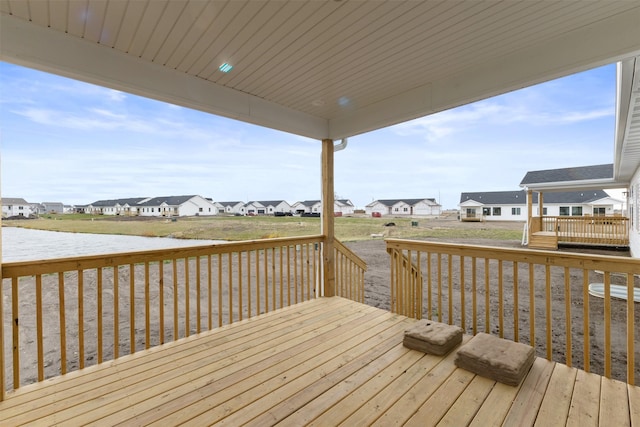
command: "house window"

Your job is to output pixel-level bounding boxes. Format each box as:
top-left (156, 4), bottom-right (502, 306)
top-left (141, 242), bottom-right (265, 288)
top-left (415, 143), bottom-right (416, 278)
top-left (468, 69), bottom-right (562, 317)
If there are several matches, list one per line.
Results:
top-left (394, 207), bottom-right (399, 212)
top-left (403, 207), bottom-right (408, 212)
top-left (199, 207), bottom-right (203, 212)
top-left (512, 207), bottom-right (521, 215)
top-left (466, 208), bottom-right (476, 218)
top-left (593, 207), bottom-right (606, 216)
top-left (559, 206), bottom-right (570, 216)
top-left (543, 208), bottom-right (548, 215)
top-left (483, 207), bottom-right (491, 216)
top-left (571, 206), bottom-right (582, 216)
top-left (492, 207), bottom-right (501, 216)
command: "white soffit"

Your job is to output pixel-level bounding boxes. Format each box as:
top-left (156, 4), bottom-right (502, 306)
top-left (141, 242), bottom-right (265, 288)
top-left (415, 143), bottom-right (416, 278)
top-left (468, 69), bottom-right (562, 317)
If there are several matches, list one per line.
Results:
top-left (1, 1), bottom-right (640, 140)
top-left (615, 57), bottom-right (640, 182)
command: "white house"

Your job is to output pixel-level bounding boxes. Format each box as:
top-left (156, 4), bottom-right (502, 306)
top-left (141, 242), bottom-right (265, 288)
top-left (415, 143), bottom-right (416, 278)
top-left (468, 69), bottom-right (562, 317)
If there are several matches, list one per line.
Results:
top-left (459, 190), bottom-right (621, 222)
top-left (41, 202), bottom-right (65, 214)
top-left (335, 199), bottom-right (355, 216)
top-left (215, 201), bottom-right (244, 215)
top-left (365, 198), bottom-right (442, 216)
top-left (242, 200), bottom-right (292, 215)
top-left (1, 198), bottom-right (33, 218)
top-left (137, 195), bottom-right (217, 217)
top-left (85, 198), bottom-right (149, 215)
top-left (292, 200), bottom-right (355, 216)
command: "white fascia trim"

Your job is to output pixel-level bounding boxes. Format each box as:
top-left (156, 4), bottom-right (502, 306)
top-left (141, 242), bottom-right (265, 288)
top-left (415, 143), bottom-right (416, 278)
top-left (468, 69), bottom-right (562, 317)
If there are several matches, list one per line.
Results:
top-left (0, 15), bottom-right (329, 140)
top-left (520, 179), bottom-right (627, 192)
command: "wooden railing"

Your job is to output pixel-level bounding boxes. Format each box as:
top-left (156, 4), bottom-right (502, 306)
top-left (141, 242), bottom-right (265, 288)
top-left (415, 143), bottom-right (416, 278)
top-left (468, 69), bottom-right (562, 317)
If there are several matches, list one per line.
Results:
top-left (541, 216), bottom-right (629, 246)
top-left (1, 235), bottom-right (366, 399)
top-left (386, 238), bottom-right (639, 385)
top-left (334, 240), bottom-right (366, 303)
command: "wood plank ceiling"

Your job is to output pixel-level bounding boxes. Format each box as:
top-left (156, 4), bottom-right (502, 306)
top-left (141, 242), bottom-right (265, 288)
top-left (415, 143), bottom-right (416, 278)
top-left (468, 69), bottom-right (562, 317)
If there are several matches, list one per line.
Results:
top-left (1, 0), bottom-right (640, 162)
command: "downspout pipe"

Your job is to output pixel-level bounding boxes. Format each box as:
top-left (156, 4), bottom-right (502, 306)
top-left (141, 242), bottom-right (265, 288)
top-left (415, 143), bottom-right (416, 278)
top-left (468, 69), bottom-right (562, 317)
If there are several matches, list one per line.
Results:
top-left (333, 138), bottom-right (348, 152)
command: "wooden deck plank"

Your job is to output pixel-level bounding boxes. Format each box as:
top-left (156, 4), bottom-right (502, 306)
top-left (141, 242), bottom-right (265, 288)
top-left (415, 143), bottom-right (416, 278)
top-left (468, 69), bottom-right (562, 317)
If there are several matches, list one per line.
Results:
top-left (2, 298), bottom-right (360, 425)
top-left (148, 315), bottom-right (406, 425)
top-left (278, 345), bottom-right (425, 427)
top-left (468, 379), bottom-right (524, 427)
top-left (600, 377), bottom-right (631, 427)
top-left (502, 357), bottom-right (555, 426)
top-left (566, 369), bottom-right (602, 427)
top-left (1, 298), bottom-right (637, 427)
top-left (629, 384), bottom-right (640, 427)
top-left (436, 375), bottom-right (496, 426)
top-left (4, 297), bottom-right (346, 410)
top-left (534, 363), bottom-right (577, 426)
top-left (368, 340), bottom-right (469, 427)
top-left (65, 302), bottom-right (385, 425)
top-left (403, 368), bottom-right (477, 426)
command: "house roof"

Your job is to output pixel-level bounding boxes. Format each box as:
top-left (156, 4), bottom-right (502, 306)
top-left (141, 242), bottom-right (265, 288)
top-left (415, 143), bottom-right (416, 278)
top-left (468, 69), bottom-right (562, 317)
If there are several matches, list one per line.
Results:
top-left (520, 164), bottom-right (614, 186)
top-left (368, 198), bottom-right (440, 207)
top-left (249, 200), bottom-right (289, 207)
top-left (89, 197), bottom-right (149, 207)
top-left (217, 201), bottom-right (244, 207)
top-left (138, 195), bottom-right (202, 207)
top-left (2, 2), bottom-right (639, 142)
top-left (460, 190), bottom-right (611, 206)
top-left (1, 198), bottom-right (29, 205)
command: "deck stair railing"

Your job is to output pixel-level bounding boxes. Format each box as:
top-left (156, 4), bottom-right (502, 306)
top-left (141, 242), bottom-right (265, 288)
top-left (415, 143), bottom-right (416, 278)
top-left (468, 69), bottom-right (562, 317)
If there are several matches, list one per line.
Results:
top-left (386, 238), bottom-right (639, 385)
top-left (0, 235), bottom-right (366, 399)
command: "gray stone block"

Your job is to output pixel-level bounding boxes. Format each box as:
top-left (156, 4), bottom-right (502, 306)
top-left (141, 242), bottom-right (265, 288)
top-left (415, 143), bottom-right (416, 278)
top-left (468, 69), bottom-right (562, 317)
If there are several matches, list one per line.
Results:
top-left (403, 320), bottom-right (463, 356)
top-left (454, 333), bottom-right (535, 386)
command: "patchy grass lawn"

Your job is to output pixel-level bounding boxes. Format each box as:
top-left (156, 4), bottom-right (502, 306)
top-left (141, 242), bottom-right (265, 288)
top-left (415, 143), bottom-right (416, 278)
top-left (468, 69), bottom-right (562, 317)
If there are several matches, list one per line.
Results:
top-left (3, 214), bottom-right (524, 242)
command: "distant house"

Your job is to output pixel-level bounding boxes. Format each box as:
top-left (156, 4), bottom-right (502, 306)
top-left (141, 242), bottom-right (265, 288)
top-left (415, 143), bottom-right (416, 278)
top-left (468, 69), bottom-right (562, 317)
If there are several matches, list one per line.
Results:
top-left (365, 198), bottom-right (442, 216)
top-left (242, 200), bottom-right (292, 215)
top-left (137, 195), bottom-right (217, 217)
top-left (291, 199), bottom-right (355, 216)
top-left (1, 197), bottom-right (33, 218)
top-left (85, 197), bottom-right (150, 215)
top-left (292, 200), bottom-right (322, 215)
top-left (459, 190), bottom-right (622, 222)
top-left (215, 201), bottom-right (244, 215)
top-left (41, 202), bottom-right (65, 214)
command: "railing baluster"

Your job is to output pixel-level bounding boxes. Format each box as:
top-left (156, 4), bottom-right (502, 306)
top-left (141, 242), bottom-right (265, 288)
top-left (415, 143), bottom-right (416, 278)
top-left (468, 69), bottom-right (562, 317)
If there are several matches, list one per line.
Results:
top-left (437, 253), bottom-right (442, 322)
top-left (447, 254), bottom-right (452, 324)
top-left (79, 269), bottom-right (85, 366)
top-left (159, 262), bottom-right (164, 344)
top-left (185, 258), bottom-right (190, 337)
top-left (564, 267), bottom-right (571, 367)
top-left (545, 264), bottom-right (552, 360)
top-left (196, 256), bottom-right (201, 333)
top-left (58, 272), bottom-right (67, 374)
top-left (498, 260), bottom-right (503, 338)
top-left (173, 259), bottom-right (178, 339)
top-left (626, 272), bottom-right (635, 386)
top-left (129, 264), bottom-right (134, 354)
top-left (513, 262), bottom-right (519, 342)
top-left (36, 274), bottom-right (43, 381)
top-left (604, 272), bottom-right (611, 378)
top-left (11, 276), bottom-right (19, 389)
top-left (217, 253), bottom-right (222, 327)
top-left (460, 255), bottom-right (465, 330)
top-left (271, 248), bottom-right (276, 311)
top-left (97, 268), bottom-right (103, 363)
top-left (484, 259), bottom-right (490, 333)
top-left (207, 255), bottom-right (213, 329)
top-left (256, 250), bottom-right (261, 316)
top-left (472, 257), bottom-right (477, 335)
top-left (529, 263), bottom-right (535, 348)
top-left (228, 252), bottom-right (233, 324)
top-left (264, 249), bottom-right (268, 313)
top-left (427, 252), bottom-right (432, 320)
top-left (113, 267), bottom-right (119, 359)
top-left (144, 262), bottom-right (150, 349)
top-left (246, 251), bottom-right (251, 319)
top-left (238, 252), bottom-right (243, 322)
top-left (582, 269), bottom-right (589, 372)
top-left (279, 246), bottom-right (284, 309)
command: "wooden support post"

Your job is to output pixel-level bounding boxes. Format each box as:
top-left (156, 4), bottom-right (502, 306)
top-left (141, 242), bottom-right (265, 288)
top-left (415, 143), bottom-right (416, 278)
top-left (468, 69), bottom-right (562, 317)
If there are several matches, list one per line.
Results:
top-left (321, 139), bottom-right (335, 297)
top-left (538, 192), bottom-right (544, 231)
top-left (527, 190), bottom-right (533, 245)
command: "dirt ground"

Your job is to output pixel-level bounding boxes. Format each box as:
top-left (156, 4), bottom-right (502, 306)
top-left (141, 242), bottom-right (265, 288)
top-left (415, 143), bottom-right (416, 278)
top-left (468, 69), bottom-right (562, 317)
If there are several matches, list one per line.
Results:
top-left (4, 219), bottom-right (638, 390)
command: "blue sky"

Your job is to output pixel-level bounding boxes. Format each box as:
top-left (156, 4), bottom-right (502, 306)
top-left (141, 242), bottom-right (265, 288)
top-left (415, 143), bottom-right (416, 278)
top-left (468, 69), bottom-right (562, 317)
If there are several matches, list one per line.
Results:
top-left (0, 61), bottom-right (619, 209)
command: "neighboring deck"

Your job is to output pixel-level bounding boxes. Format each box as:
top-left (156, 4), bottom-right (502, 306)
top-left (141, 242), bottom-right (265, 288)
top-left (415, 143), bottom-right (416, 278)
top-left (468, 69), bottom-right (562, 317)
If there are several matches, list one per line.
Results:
top-left (1, 297), bottom-right (638, 426)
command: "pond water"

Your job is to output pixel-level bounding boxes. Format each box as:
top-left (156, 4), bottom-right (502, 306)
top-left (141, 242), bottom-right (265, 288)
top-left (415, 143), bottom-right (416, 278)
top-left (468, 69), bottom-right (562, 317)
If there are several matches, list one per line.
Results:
top-left (2, 227), bottom-right (224, 262)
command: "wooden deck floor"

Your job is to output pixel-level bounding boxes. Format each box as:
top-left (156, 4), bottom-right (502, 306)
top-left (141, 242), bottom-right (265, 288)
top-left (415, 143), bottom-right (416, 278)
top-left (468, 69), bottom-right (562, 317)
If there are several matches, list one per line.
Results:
top-left (2, 297), bottom-right (639, 426)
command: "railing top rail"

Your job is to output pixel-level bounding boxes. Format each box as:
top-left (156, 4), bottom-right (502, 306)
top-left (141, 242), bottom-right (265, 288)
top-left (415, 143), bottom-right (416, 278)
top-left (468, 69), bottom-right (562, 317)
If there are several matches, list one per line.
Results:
top-left (334, 240), bottom-right (367, 270)
top-left (385, 238), bottom-right (639, 274)
top-left (2, 234), bottom-right (325, 278)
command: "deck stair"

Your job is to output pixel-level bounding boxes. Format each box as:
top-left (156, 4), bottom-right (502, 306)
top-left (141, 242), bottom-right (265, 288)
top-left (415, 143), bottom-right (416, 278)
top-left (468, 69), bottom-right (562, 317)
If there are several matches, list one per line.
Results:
top-left (529, 231), bottom-right (558, 250)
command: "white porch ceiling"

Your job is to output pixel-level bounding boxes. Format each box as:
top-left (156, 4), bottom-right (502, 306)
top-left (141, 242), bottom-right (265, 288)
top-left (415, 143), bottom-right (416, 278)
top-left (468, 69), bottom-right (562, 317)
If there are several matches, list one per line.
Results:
top-left (1, 0), bottom-right (640, 147)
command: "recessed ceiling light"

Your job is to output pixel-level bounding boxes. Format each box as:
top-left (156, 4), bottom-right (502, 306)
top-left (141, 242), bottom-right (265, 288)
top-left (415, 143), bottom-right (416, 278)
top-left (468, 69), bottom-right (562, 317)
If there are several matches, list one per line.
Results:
top-left (219, 63), bottom-right (233, 73)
